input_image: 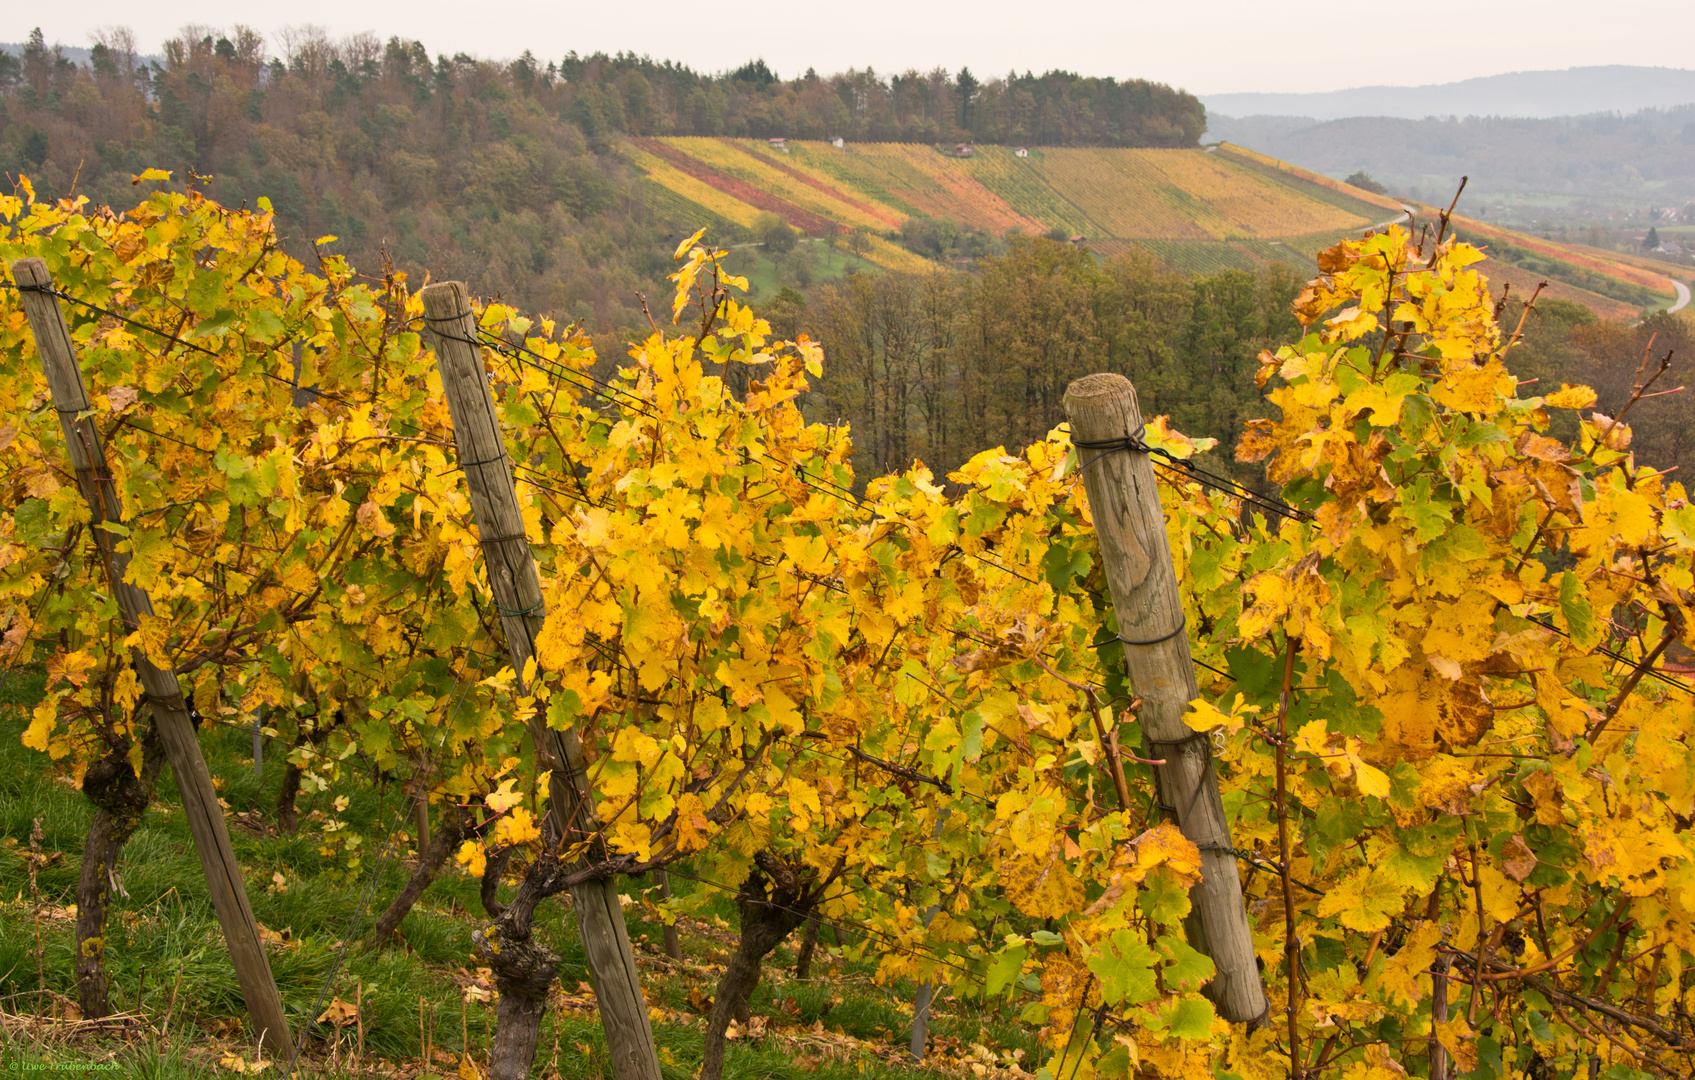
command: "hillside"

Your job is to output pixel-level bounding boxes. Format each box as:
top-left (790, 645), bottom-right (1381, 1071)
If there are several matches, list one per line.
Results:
top-left (632, 135), bottom-right (1681, 313)
top-left (635, 137), bottom-right (1397, 276)
top-left (0, 24), bottom-right (1678, 333)
top-left (1205, 106), bottom-right (1695, 223)
top-left (1202, 65), bottom-right (1695, 121)
top-left (1216, 144), bottom-right (1682, 316)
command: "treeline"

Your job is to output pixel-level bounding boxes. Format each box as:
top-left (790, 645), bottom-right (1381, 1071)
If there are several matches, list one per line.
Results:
top-left (785, 240), bottom-right (1695, 488)
top-left (784, 239), bottom-right (1304, 481)
top-left (0, 26), bottom-right (684, 335)
top-left (1506, 301), bottom-right (1694, 473)
top-left (559, 54), bottom-right (1205, 147)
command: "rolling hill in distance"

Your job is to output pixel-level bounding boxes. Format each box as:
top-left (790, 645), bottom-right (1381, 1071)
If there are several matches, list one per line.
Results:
top-left (1203, 65), bottom-right (1695, 121)
top-left (1202, 67), bottom-right (1695, 224)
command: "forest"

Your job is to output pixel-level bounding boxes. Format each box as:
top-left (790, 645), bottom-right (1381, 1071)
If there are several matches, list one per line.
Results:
top-left (782, 246), bottom-right (1694, 487)
top-left (0, 23), bottom-right (1201, 318)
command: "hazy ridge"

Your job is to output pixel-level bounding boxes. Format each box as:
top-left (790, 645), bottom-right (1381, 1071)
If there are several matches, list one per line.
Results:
top-left (1203, 65), bottom-right (1695, 122)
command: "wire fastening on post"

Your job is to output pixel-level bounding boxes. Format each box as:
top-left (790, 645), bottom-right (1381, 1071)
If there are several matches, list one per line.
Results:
top-left (1073, 425), bottom-right (1312, 524)
top-left (1089, 613), bottom-right (1188, 648)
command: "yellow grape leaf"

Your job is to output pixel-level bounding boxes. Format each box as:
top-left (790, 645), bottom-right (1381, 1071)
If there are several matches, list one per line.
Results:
top-left (1183, 693), bottom-right (1254, 734)
top-left (1544, 383), bottom-right (1597, 409)
top-left (455, 839), bottom-right (487, 879)
top-left (493, 807), bottom-right (541, 846)
top-left (1502, 834), bottom-right (1538, 883)
top-left (1119, 824), bottom-right (1202, 887)
top-left (1000, 850), bottom-right (1086, 918)
top-left (672, 228), bottom-right (707, 260)
top-left (1371, 921), bottom-right (1441, 1008)
top-left (485, 777), bottom-right (523, 814)
top-left (1314, 867), bottom-right (1404, 931)
top-left (1433, 357), bottom-right (1512, 413)
top-left (1434, 1017), bottom-right (1477, 1073)
top-left (1343, 744), bottom-right (1391, 798)
top-left (317, 997), bottom-right (358, 1027)
top-left (1608, 486), bottom-right (1656, 547)
top-left (46, 650), bottom-right (98, 688)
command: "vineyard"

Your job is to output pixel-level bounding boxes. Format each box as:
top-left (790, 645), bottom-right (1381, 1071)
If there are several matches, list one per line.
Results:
top-left (631, 139), bottom-right (1681, 313)
top-left (4, 176), bottom-right (1695, 1080)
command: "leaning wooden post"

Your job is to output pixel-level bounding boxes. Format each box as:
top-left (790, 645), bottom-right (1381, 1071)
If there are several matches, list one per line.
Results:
top-left (421, 281), bottom-right (661, 1080)
top-left (1064, 373), bottom-right (1268, 1025)
top-left (10, 258), bottom-right (294, 1052)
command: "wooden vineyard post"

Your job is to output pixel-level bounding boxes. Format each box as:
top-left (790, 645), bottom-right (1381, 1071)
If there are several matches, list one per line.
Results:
top-left (1064, 373), bottom-right (1269, 1025)
top-left (655, 869), bottom-right (682, 961)
top-left (421, 281), bottom-right (661, 1080)
top-left (10, 258), bottom-right (294, 1052)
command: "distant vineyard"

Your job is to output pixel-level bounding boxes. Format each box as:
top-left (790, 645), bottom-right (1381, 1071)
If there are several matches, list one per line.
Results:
top-left (1450, 214), bottom-right (1674, 294)
top-left (626, 137), bottom-right (1677, 311)
top-left (952, 148), bottom-right (1095, 237)
top-left (1145, 151), bottom-right (1368, 237)
top-left (635, 139), bottom-right (1379, 248)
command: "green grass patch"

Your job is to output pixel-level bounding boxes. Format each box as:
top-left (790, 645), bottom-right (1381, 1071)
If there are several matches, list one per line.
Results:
top-left (0, 667), bottom-right (1036, 1079)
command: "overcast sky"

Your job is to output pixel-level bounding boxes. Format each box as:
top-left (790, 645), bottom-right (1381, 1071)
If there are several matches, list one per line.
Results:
top-left (13, 0), bottom-right (1692, 95)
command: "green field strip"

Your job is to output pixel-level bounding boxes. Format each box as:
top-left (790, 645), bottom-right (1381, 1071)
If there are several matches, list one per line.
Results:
top-left (1278, 227), bottom-right (1370, 260)
top-left (841, 144), bottom-right (1045, 233)
top-left (630, 174), bottom-right (747, 234)
top-left (953, 147), bottom-right (1096, 236)
top-left (720, 140), bottom-right (908, 229)
top-left (1232, 238), bottom-right (1317, 272)
top-left (788, 145), bottom-right (953, 219)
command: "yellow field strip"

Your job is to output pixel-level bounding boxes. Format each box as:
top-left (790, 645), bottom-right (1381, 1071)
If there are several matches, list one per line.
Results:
top-left (661, 138), bottom-right (901, 233)
top-left (625, 146), bottom-right (764, 228)
top-left (1147, 151), bottom-right (1367, 238)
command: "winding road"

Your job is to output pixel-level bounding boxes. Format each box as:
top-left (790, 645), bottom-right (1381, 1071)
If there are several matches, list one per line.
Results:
top-left (1669, 279), bottom-right (1691, 315)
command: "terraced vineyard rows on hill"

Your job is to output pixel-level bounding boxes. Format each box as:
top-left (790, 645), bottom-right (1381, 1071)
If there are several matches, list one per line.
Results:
top-left (1033, 149), bottom-right (1217, 238)
top-left (628, 137), bottom-right (1679, 312)
top-left (662, 138), bottom-right (901, 233)
top-left (1450, 213), bottom-right (1674, 293)
top-left (950, 148), bottom-right (1095, 236)
top-left (1148, 150), bottom-right (1369, 236)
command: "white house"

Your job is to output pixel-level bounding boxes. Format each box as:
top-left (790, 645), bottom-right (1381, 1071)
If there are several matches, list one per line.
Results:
top-left (768, 137), bottom-right (788, 151)
top-left (830, 136), bottom-right (845, 149)
top-left (1014, 147), bottom-right (1029, 158)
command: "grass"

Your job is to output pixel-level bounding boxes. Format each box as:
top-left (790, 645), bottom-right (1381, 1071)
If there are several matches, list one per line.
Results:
top-left (0, 664), bottom-right (1036, 1080)
top-left (720, 240), bottom-right (885, 300)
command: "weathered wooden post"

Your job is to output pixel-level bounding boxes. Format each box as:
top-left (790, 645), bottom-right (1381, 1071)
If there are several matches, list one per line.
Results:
top-left (1064, 372), bottom-right (1268, 1025)
top-left (11, 258), bottom-right (294, 1052)
top-left (421, 281), bottom-right (661, 1080)
top-left (655, 869), bottom-right (682, 961)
